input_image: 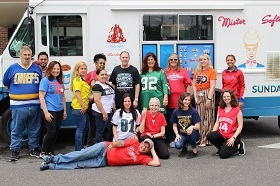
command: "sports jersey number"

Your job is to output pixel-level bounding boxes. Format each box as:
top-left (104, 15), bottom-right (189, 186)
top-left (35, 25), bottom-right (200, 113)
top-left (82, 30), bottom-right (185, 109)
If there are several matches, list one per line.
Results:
top-left (141, 76), bottom-right (158, 90)
top-left (219, 123), bottom-right (228, 132)
top-left (121, 119), bottom-right (134, 132)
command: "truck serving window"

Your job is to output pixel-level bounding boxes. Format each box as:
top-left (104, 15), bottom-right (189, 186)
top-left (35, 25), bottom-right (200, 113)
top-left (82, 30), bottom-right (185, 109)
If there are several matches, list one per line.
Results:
top-left (48, 15), bottom-right (83, 56)
top-left (143, 14), bottom-right (213, 41)
top-left (9, 17), bottom-right (35, 58)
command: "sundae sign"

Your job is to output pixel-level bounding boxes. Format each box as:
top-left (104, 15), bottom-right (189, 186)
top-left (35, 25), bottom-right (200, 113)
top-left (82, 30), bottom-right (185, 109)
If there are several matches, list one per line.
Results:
top-left (107, 24), bottom-right (126, 50)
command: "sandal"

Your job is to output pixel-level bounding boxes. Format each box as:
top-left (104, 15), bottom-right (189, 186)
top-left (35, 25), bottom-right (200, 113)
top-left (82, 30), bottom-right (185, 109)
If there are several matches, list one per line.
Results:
top-left (198, 144), bottom-right (206, 148)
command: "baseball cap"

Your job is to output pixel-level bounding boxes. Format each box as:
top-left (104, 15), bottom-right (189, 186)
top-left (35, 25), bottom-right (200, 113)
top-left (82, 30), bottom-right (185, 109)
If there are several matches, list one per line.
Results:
top-left (143, 138), bottom-right (154, 150)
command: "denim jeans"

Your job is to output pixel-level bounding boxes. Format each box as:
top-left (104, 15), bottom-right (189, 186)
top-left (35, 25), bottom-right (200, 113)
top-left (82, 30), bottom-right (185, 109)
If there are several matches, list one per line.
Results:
top-left (49, 142), bottom-right (107, 170)
top-left (175, 130), bottom-right (200, 149)
top-left (92, 110), bottom-right (113, 143)
top-left (72, 109), bottom-right (89, 151)
top-left (10, 105), bottom-right (41, 151)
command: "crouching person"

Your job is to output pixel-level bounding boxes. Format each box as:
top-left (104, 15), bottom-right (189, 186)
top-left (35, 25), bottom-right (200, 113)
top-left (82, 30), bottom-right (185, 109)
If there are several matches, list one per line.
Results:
top-left (170, 92), bottom-right (201, 159)
top-left (139, 97), bottom-right (170, 159)
top-left (40, 138), bottom-right (159, 171)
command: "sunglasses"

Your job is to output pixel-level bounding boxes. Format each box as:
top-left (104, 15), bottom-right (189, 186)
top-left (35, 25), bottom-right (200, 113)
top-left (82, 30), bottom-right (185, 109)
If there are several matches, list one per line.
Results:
top-left (169, 59), bottom-right (178, 61)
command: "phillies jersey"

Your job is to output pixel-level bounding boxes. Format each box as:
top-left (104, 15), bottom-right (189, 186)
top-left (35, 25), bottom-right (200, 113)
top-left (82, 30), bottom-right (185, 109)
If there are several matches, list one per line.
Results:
top-left (217, 106), bottom-right (240, 139)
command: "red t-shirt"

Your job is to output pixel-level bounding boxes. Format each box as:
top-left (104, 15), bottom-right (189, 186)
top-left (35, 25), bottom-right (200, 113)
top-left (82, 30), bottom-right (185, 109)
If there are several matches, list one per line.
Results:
top-left (217, 106), bottom-right (240, 139)
top-left (84, 70), bottom-right (97, 85)
top-left (140, 111), bottom-right (167, 137)
top-left (164, 68), bottom-right (192, 108)
top-left (106, 139), bottom-right (152, 166)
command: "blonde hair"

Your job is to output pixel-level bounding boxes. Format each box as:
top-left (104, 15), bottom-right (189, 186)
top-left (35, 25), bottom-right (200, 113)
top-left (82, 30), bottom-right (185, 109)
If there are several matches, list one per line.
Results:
top-left (70, 61), bottom-right (87, 91)
top-left (164, 53), bottom-right (181, 72)
top-left (195, 54), bottom-right (213, 74)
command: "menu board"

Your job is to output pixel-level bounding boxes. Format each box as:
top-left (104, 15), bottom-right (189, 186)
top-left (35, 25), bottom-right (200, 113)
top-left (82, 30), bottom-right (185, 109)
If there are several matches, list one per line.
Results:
top-left (177, 44), bottom-right (214, 79)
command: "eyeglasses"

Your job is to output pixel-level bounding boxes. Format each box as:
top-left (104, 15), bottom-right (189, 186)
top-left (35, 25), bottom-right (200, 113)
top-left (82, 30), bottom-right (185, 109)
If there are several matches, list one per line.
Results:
top-left (169, 59), bottom-right (178, 61)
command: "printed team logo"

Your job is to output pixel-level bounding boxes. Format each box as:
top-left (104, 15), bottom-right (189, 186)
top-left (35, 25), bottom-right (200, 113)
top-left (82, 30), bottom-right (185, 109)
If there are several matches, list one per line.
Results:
top-left (107, 24), bottom-right (126, 50)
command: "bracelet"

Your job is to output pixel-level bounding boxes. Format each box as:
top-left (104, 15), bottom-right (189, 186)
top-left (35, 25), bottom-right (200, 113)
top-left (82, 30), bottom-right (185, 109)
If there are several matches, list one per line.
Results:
top-left (133, 132), bottom-right (137, 135)
top-left (134, 99), bottom-right (138, 102)
top-left (207, 97), bottom-right (212, 100)
top-left (232, 136), bottom-right (236, 140)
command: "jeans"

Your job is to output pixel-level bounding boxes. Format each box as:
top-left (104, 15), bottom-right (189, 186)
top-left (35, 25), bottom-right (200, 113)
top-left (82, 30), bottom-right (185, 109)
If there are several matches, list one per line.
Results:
top-left (41, 110), bottom-right (63, 153)
top-left (92, 110), bottom-right (113, 143)
top-left (72, 109), bottom-right (90, 151)
top-left (49, 142), bottom-right (108, 170)
top-left (10, 105), bottom-right (41, 151)
top-left (175, 130), bottom-right (200, 149)
top-left (207, 131), bottom-right (240, 159)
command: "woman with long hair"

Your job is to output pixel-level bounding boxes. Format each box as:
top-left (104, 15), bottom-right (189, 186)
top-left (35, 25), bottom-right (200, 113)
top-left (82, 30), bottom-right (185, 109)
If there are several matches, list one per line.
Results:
top-left (71, 61), bottom-right (90, 151)
top-left (206, 89), bottom-right (245, 158)
top-left (140, 52), bottom-right (169, 116)
top-left (192, 54), bottom-right (217, 147)
top-left (39, 61), bottom-right (67, 157)
top-left (111, 93), bottom-right (141, 141)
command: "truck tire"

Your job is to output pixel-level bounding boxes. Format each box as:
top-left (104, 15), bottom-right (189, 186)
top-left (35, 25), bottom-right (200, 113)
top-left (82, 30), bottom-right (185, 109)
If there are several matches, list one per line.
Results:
top-left (278, 116), bottom-right (280, 129)
top-left (1, 109), bottom-right (29, 145)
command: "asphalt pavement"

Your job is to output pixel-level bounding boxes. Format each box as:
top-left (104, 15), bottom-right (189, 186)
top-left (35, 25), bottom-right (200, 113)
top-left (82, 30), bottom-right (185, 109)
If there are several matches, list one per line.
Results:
top-left (1, 117), bottom-right (280, 186)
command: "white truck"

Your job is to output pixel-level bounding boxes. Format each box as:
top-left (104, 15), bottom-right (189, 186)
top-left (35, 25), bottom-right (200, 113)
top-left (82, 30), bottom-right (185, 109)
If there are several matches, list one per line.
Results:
top-left (1, 0), bottom-right (280, 143)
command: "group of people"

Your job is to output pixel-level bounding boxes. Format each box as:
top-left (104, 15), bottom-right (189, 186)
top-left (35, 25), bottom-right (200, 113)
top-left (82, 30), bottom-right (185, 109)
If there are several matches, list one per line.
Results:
top-left (3, 45), bottom-right (246, 171)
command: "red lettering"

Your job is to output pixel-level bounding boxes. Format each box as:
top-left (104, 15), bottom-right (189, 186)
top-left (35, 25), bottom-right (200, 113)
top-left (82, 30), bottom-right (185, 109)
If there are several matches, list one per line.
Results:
top-left (218, 16), bottom-right (245, 28)
top-left (262, 14), bottom-right (280, 27)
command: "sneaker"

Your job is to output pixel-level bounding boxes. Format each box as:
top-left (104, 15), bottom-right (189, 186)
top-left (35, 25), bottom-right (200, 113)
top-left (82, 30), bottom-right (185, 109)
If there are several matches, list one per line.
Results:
top-left (169, 141), bottom-right (175, 148)
top-left (40, 162), bottom-right (49, 171)
top-left (10, 150), bottom-right (20, 161)
top-left (30, 148), bottom-right (41, 158)
top-left (178, 147), bottom-right (188, 157)
top-left (239, 141), bottom-right (245, 155)
top-left (40, 152), bottom-right (46, 160)
top-left (186, 151), bottom-right (198, 159)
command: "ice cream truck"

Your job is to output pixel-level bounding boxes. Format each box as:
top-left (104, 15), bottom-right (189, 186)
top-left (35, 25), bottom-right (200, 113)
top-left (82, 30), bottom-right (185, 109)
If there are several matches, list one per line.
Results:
top-left (1, 0), bottom-right (280, 143)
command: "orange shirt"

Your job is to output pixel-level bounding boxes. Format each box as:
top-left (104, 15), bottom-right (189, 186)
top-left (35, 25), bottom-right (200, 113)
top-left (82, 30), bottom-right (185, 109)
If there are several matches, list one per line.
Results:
top-left (194, 68), bottom-right (217, 91)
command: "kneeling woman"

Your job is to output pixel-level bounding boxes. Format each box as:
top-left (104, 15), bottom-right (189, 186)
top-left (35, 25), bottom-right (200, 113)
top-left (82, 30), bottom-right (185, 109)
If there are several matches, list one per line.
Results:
top-left (206, 89), bottom-right (245, 159)
top-left (170, 92), bottom-right (201, 159)
top-left (139, 97), bottom-right (170, 159)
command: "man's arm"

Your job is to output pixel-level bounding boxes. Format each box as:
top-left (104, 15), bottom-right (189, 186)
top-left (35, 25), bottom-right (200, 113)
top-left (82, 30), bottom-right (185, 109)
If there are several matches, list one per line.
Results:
top-left (148, 147), bottom-right (160, 167)
top-left (107, 141), bottom-right (124, 150)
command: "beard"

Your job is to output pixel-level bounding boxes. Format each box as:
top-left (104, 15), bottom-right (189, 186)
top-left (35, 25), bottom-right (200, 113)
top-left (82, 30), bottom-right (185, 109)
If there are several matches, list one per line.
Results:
top-left (22, 59), bottom-right (31, 66)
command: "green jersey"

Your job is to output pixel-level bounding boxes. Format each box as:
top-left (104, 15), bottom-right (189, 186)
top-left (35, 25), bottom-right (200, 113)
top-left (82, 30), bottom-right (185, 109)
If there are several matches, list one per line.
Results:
top-left (140, 69), bottom-right (170, 114)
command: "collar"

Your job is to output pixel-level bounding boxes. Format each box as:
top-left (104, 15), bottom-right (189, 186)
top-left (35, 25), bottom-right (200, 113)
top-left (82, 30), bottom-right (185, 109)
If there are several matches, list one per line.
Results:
top-left (226, 66), bottom-right (238, 72)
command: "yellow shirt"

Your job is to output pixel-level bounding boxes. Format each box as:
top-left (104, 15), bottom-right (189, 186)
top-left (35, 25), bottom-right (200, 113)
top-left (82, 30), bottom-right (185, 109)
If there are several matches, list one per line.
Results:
top-left (71, 77), bottom-right (90, 109)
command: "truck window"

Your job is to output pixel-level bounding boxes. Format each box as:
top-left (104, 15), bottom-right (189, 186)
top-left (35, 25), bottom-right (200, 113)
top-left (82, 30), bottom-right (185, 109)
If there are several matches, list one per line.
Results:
top-left (9, 17), bottom-right (35, 58)
top-left (179, 15), bottom-right (213, 40)
top-left (41, 16), bottom-right (47, 46)
top-left (48, 15), bottom-right (83, 56)
top-left (143, 14), bottom-right (213, 41)
top-left (143, 15), bottom-right (177, 41)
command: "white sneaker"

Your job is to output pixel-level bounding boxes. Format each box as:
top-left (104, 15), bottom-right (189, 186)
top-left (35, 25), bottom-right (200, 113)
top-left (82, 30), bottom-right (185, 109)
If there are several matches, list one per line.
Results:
top-left (169, 141), bottom-right (175, 148)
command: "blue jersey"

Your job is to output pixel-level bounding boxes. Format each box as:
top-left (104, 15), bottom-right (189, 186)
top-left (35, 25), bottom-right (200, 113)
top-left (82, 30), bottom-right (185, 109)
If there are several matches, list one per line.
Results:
top-left (39, 77), bottom-right (65, 111)
top-left (3, 62), bottom-right (42, 107)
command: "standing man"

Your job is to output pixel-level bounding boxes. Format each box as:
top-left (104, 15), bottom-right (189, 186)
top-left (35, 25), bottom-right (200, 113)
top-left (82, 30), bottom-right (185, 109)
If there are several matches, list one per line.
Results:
top-left (84, 53), bottom-right (106, 147)
top-left (34, 51), bottom-right (49, 77)
top-left (109, 51), bottom-right (141, 109)
top-left (3, 46), bottom-right (42, 160)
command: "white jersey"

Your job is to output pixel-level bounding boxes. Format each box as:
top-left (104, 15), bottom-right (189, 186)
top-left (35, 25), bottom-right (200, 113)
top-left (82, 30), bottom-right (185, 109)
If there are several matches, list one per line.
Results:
top-left (111, 109), bottom-right (141, 140)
